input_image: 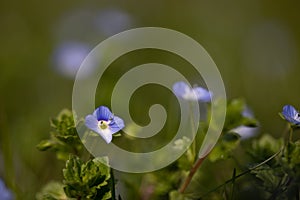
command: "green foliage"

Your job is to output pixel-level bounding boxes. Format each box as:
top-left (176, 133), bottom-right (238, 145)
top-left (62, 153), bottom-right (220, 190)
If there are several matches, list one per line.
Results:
top-left (169, 190), bottom-right (187, 200)
top-left (36, 109), bottom-right (115, 200)
top-left (251, 165), bottom-right (289, 199)
top-left (36, 98), bottom-right (300, 200)
top-left (249, 136), bottom-right (300, 199)
top-left (174, 137), bottom-right (194, 170)
top-left (36, 109), bottom-right (84, 160)
top-left (36, 155), bottom-right (113, 200)
top-left (223, 99), bottom-right (258, 132)
top-left (36, 182), bottom-right (68, 200)
top-left (281, 141), bottom-right (300, 177)
top-left (63, 155), bottom-right (112, 200)
top-left (208, 132), bottom-right (241, 162)
top-left (249, 134), bottom-right (284, 162)
top-left (207, 99), bottom-right (258, 162)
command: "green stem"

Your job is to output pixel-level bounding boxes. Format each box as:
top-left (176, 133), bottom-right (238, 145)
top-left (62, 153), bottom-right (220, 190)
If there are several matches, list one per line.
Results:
top-left (179, 103), bottom-right (207, 193)
top-left (199, 147), bottom-right (283, 199)
top-left (230, 168), bottom-right (236, 200)
top-left (110, 169), bottom-right (116, 200)
top-left (289, 126), bottom-right (293, 142)
top-left (283, 123), bottom-right (293, 143)
top-left (189, 103), bottom-right (197, 162)
top-left (283, 123), bottom-right (290, 137)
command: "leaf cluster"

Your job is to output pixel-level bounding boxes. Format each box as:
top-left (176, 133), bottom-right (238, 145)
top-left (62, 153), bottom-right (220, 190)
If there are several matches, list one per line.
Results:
top-left (63, 155), bottom-right (112, 200)
top-left (250, 135), bottom-right (300, 199)
top-left (36, 109), bottom-right (84, 160)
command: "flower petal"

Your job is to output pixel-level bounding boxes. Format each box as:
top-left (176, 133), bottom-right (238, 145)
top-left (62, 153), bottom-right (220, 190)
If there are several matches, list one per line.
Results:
top-left (283, 105), bottom-right (297, 118)
top-left (97, 129), bottom-right (113, 143)
top-left (93, 106), bottom-right (113, 121)
top-left (231, 125), bottom-right (258, 140)
top-left (282, 105), bottom-right (300, 125)
top-left (109, 116), bottom-right (125, 134)
top-left (172, 81), bottom-right (190, 98)
top-left (193, 87), bottom-right (212, 102)
top-left (85, 115), bottom-right (100, 133)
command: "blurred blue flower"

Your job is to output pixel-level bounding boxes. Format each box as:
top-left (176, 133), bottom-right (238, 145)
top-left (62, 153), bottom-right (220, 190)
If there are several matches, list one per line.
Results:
top-left (282, 105), bottom-right (300, 126)
top-left (53, 41), bottom-right (91, 78)
top-left (0, 179), bottom-right (14, 200)
top-left (231, 126), bottom-right (258, 140)
top-left (231, 107), bottom-right (258, 140)
top-left (172, 81), bottom-right (212, 102)
top-left (85, 106), bottom-right (125, 143)
top-left (95, 8), bottom-right (134, 36)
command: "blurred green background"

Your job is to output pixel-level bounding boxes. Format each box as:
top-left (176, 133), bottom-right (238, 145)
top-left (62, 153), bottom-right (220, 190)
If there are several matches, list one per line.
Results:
top-left (0, 0), bottom-right (299, 199)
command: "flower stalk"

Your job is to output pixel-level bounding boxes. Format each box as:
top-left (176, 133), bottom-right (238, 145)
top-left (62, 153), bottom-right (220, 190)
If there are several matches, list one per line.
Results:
top-left (179, 155), bottom-right (207, 193)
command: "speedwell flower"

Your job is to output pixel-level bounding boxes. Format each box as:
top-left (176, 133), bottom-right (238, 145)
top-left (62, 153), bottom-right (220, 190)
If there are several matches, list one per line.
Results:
top-left (85, 106), bottom-right (125, 143)
top-left (172, 81), bottom-right (212, 102)
top-left (281, 105), bottom-right (300, 126)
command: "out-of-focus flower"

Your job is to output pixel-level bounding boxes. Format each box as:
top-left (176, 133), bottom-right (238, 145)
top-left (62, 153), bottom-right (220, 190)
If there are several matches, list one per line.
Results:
top-left (231, 107), bottom-right (258, 140)
top-left (95, 8), bottom-right (133, 36)
top-left (231, 126), bottom-right (258, 140)
top-left (173, 136), bottom-right (191, 151)
top-left (52, 7), bottom-right (134, 79)
top-left (54, 7), bottom-right (134, 40)
top-left (85, 106), bottom-right (125, 143)
top-left (0, 179), bottom-right (14, 200)
top-left (172, 81), bottom-right (212, 102)
top-left (281, 105), bottom-right (300, 126)
top-left (53, 41), bottom-right (91, 78)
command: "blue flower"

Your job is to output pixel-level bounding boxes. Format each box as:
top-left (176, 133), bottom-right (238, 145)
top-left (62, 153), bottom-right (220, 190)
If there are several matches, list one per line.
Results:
top-left (53, 41), bottom-right (91, 78)
top-left (282, 105), bottom-right (300, 126)
top-left (230, 107), bottom-right (258, 140)
top-left (0, 179), bottom-right (14, 200)
top-left (172, 81), bottom-right (212, 102)
top-left (85, 106), bottom-right (125, 143)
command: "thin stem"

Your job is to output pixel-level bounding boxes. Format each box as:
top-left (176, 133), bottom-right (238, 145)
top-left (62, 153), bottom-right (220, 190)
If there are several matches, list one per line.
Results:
top-left (189, 103), bottom-right (197, 162)
top-left (110, 169), bottom-right (116, 200)
top-left (178, 102), bottom-right (206, 193)
top-left (283, 123), bottom-right (293, 143)
top-left (289, 126), bottom-right (293, 142)
top-left (199, 147), bottom-right (283, 199)
top-left (230, 168), bottom-right (236, 200)
top-left (283, 123), bottom-right (290, 137)
top-left (179, 156), bottom-right (207, 193)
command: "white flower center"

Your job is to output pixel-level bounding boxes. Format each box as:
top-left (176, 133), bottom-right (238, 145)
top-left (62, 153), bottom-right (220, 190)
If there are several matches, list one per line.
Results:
top-left (98, 120), bottom-right (109, 130)
top-left (183, 89), bottom-right (197, 100)
top-left (295, 113), bottom-right (300, 121)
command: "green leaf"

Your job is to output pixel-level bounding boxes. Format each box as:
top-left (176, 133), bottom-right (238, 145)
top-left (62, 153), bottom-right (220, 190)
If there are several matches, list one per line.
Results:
top-left (222, 99), bottom-right (258, 132)
top-left (36, 181), bottom-right (69, 200)
top-left (36, 140), bottom-right (55, 151)
top-left (281, 141), bottom-right (300, 178)
top-left (173, 137), bottom-right (194, 169)
top-left (169, 190), bottom-right (187, 200)
top-left (208, 132), bottom-right (241, 162)
top-left (248, 134), bottom-right (284, 162)
top-left (36, 109), bottom-right (85, 160)
top-left (63, 155), bottom-right (82, 184)
top-left (285, 141), bottom-right (300, 165)
top-left (251, 165), bottom-right (289, 198)
top-left (63, 155), bottom-right (112, 199)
